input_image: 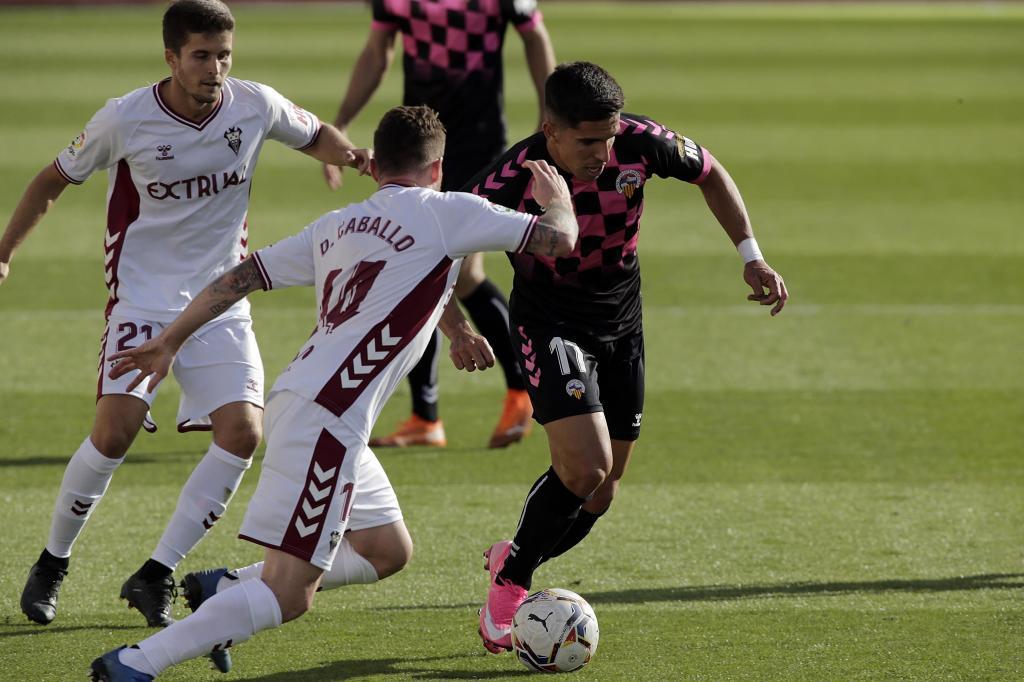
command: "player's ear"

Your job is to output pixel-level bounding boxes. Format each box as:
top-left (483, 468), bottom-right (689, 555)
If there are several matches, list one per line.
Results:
top-left (164, 48), bottom-right (178, 70)
top-left (541, 118), bottom-right (557, 142)
top-left (430, 158), bottom-right (442, 185)
top-left (369, 158), bottom-right (380, 182)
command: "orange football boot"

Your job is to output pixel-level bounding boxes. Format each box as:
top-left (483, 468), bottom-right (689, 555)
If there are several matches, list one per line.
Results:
top-left (369, 415), bottom-right (447, 447)
top-left (488, 389), bottom-right (533, 449)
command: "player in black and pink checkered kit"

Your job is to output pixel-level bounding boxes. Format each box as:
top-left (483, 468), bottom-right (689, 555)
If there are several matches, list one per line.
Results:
top-left (324, 0), bottom-right (556, 450)
top-left (472, 62), bottom-right (789, 654)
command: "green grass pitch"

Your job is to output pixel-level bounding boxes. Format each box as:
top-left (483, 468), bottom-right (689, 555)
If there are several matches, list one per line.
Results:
top-left (1, 2), bottom-right (1022, 679)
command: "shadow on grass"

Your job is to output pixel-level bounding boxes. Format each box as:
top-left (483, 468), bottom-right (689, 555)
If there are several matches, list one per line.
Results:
top-left (0, 452), bottom-right (205, 467)
top-left (231, 654), bottom-right (531, 681)
top-left (584, 572), bottom-right (1024, 605)
top-left (377, 573), bottom-right (1023, 613)
top-left (0, 622), bottom-right (141, 639)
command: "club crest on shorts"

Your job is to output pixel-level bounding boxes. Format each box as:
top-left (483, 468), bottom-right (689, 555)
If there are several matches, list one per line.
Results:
top-left (224, 126), bottom-right (242, 155)
top-left (615, 168), bottom-right (643, 198)
top-left (565, 378), bottom-right (586, 400)
top-left (329, 530), bottom-right (341, 551)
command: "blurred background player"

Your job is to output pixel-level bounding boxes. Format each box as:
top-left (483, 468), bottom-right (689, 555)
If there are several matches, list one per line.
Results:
top-left (3, 0), bottom-right (368, 632)
top-left (470, 62), bottom-right (789, 653)
top-left (324, 0), bottom-right (556, 449)
top-left (88, 105), bottom-right (578, 681)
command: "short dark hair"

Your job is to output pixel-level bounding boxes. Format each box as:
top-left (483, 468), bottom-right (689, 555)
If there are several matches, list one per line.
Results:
top-left (163, 0), bottom-right (235, 53)
top-left (545, 61), bottom-right (625, 127)
top-left (373, 106), bottom-right (447, 176)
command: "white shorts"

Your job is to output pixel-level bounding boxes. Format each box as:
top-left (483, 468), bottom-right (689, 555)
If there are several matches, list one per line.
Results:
top-left (97, 315), bottom-right (264, 432)
top-left (238, 390), bottom-right (403, 570)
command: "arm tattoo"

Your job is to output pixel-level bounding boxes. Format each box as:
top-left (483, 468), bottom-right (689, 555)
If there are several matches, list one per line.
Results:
top-left (207, 258), bottom-right (262, 316)
top-left (529, 200), bottom-right (576, 257)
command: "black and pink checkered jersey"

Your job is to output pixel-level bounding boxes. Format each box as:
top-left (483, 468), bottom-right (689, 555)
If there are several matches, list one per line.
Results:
top-left (468, 113), bottom-right (716, 341)
top-left (371, 0), bottom-right (541, 159)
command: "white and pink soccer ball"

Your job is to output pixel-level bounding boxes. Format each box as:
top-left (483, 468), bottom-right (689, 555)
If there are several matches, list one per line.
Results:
top-left (510, 588), bottom-right (600, 673)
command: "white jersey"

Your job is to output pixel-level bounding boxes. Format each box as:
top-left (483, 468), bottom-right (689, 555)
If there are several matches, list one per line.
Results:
top-left (252, 185), bottom-right (538, 441)
top-left (54, 77), bottom-right (321, 322)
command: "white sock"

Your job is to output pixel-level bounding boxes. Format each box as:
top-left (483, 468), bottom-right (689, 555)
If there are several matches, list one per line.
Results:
top-left (119, 578), bottom-right (282, 676)
top-left (150, 444), bottom-right (251, 570)
top-left (46, 438), bottom-right (124, 558)
top-left (219, 538), bottom-right (379, 594)
top-left (219, 561), bottom-right (263, 592)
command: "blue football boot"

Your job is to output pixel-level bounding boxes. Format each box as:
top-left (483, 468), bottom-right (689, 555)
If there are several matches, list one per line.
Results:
top-left (90, 646), bottom-right (154, 681)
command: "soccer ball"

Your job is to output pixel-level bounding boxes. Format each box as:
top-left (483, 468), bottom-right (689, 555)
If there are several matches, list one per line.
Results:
top-left (510, 588), bottom-right (600, 673)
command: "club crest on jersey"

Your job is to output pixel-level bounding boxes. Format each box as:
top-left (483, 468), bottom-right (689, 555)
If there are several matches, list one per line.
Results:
top-left (615, 168), bottom-right (643, 198)
top-left (66, 131), bottom-right (86, 158)
top-left (565, 379), bottom-right (586, 400)
top-left (224, 126), bottom-right (242, 155)
top-left (156, 144), bottom-right (174, 160)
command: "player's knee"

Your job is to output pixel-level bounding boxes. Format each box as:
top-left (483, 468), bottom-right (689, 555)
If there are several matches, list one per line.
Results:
top-left (213, 420), bottom-right (262, 458)
top-left (375, 537), bottom-right (413, 580)
top-left (89, 425), bottom-right (137, 459)
top-left (278, 590), bottom-right (314, 623)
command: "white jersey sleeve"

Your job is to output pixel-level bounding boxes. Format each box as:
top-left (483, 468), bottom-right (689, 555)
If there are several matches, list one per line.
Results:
top-left (258, 82), bottom-right (322, 150)
top-left (53, 99), bottom-right (124, 185)
top-left (426, 191), bottom-right (538, 259)
top-left (251, 222), bottom-right (317, 291)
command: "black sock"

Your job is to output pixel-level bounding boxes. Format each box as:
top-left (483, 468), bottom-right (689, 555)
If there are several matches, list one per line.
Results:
top-left (38, 548), bottom-right (69, 571)
top-left (460, 279), bottom-right (526, 391)
top-left (407, 328), bottom-right (440, 421)
top-left (541, 508), bottom-right (604, 564)
top-left (499, 467), bottom-right (585, 590)
top-left (138, 558), bottom-right (173, 582)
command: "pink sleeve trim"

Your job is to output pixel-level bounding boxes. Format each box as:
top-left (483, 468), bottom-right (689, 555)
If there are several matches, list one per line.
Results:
top-left (516, 215), bottom-right (539, 253)
top-left (694, 149), bottom-right (715, 185)
top-left (515, 11), bottom-right (542, 33)
top-left (251, 251), bottom-right (273, 290)
top-left (53, 158), bottom-right (83, 185)
top-left (371, 19), bottom-right (398, 32)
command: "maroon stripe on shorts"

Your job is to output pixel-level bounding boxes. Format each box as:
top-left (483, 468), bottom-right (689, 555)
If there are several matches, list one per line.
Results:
top-left (277, 429), bottom-right (347, 562)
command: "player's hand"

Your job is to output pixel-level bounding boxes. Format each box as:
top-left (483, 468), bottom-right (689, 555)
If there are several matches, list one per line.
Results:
top-left (344, 148), bottom-right (373, 175)
top-left (0, 260), bottom-right (9, 286)
top-left (323, 162), bottom-right (343, 191)
top-left (743, 260), bottom-right (788, 316)
top-left (523, 159), bottom-right (570, 210)
top-left (449, 329), bottom-right (495, 373)
top-left (107, 337), bottom-right (175, 393)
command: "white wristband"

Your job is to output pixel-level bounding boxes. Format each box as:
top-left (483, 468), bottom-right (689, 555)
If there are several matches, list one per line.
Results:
top-left (737, 237), bottom-right (763, 263)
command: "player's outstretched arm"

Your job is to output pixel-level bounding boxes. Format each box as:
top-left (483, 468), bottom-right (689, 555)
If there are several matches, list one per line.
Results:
top-left (0, 164), bottom-right (71, 286)
top-left (107, 257), bottom-right (266, 391)
top-left (323, 29), bottom-right (396, 189)
top-left (698, 160), bottom-right (788, 316)
top-left (304, 124), bottom-right (372, 188)
top-left (518, 21), bottom-right (556, 131)
top-left (522, 159), bottom-right (578, 257)
top-left (438, 298), bottom-right (495, 373)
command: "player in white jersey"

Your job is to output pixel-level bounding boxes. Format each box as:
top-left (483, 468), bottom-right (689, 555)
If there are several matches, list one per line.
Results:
top-left (86, 104), bottom-right (577, 680)
top-left (2, 0), bottom-right (370, 633)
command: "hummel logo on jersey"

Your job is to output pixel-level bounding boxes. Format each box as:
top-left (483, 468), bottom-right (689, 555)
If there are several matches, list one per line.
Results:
top-left (156, 144), bottom-right (174, 160)
top-left (224, 126), bottom-right (242, 155)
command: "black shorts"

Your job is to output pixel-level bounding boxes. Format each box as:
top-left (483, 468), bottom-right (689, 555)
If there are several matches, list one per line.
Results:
top-left (512, 322), bottom-right (645, 441)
